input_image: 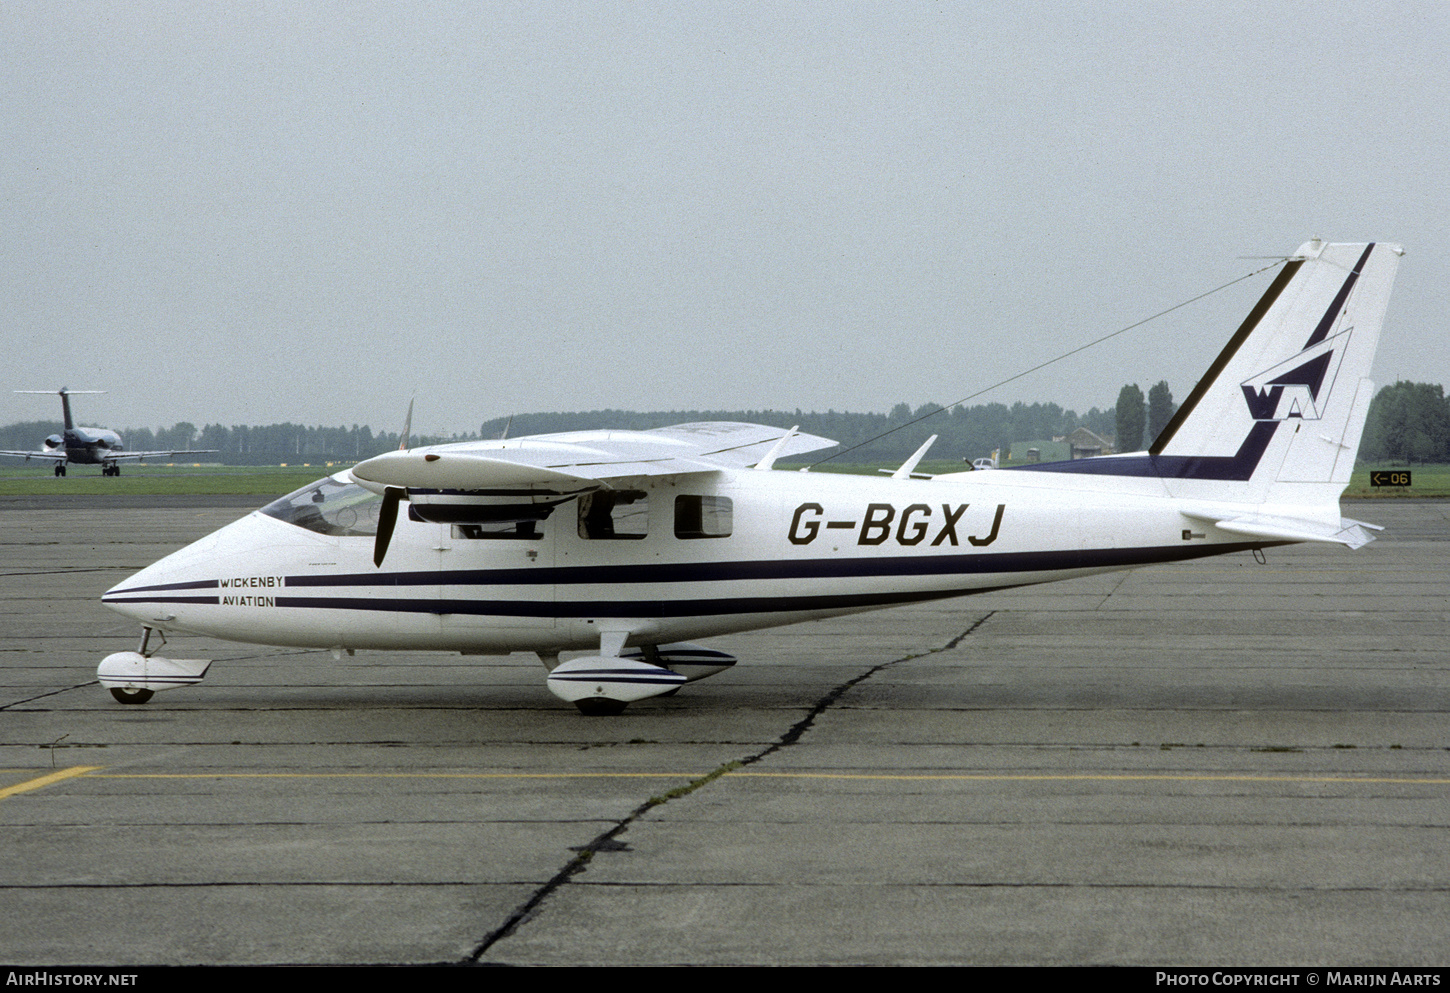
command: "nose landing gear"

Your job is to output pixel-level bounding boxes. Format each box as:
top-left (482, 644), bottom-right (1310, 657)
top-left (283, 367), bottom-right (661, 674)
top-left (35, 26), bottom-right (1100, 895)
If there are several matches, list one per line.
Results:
top-left (97, 628), bottom-right (211, 704)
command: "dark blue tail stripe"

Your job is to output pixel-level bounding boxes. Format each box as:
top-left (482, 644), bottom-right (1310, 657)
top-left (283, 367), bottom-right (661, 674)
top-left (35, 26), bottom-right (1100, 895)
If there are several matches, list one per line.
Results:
top-left (1006, 421), bottom-right (1277, 480)
top-left (1304, 243), bottom-right (1373, 348)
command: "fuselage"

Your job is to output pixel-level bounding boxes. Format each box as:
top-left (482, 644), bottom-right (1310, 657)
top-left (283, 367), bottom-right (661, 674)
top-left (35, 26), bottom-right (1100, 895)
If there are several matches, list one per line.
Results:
top-left (101, 466), bottom-right (1272, 656)
top-left (56, 426), bottom-right (125, 465)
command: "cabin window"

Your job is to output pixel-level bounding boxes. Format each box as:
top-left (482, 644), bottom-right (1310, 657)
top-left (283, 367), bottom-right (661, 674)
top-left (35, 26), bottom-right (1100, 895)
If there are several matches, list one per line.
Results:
top-left (578, 490), bottom-right (648, 539)
top-left (260, 477), bottom-right (382, 537)
top-left (674, 495), bottom-right (733, 538)
top-left (451, 521), bottom-right (542, 540)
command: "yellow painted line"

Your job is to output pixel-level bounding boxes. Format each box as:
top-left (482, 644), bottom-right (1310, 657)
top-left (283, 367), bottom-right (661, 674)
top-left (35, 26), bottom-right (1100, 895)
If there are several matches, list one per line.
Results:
top-left (82, 770), bottom-right (1450, 786)
top-left (90, 772), bottom-right (707, 780)
top-left (732, 772), bottom-right (1450, 785)
top-left (1154, 567), bottom-right (1407, 576)
top-left (0, 765), bottom-right (103, 799)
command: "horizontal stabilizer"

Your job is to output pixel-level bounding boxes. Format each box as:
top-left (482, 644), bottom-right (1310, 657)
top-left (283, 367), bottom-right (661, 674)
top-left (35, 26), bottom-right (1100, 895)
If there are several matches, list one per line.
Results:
top-left (1181, 508), bottom-right (1383, 549)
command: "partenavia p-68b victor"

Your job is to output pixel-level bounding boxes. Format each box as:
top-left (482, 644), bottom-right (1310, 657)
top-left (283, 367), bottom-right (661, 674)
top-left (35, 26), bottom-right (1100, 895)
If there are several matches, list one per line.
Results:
top-left (100, 240), bottom-right (1402, 713)
top-left (1, 388), bottom-right (215, 476)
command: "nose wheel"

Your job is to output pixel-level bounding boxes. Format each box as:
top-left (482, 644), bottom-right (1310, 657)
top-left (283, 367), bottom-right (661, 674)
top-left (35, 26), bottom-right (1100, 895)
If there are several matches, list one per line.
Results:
top-left (98, 631), bottom-right (211, 704)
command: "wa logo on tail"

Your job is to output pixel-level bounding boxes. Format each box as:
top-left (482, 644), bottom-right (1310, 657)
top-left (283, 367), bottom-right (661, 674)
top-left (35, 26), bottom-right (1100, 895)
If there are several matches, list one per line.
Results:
top-left (1240, 330), bottom-right (1347, 422)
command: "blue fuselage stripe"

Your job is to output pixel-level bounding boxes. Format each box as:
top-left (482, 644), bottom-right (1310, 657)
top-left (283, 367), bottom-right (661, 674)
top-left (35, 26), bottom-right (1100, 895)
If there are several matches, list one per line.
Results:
top-left (102, 541), bottom-right (1275, 617)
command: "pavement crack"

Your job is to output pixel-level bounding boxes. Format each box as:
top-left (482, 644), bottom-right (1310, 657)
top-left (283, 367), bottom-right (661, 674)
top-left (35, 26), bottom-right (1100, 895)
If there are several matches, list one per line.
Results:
top-left (746, 611), bottom-right (994, 764)
top-left (467, 758), bottom-right (744, 962)
top-left (0, 682), bottom-right (99, 710)
top-left (1094, 570), bottom-right (1132, 609)
top-left (466, 614), bottom-right (993, 964)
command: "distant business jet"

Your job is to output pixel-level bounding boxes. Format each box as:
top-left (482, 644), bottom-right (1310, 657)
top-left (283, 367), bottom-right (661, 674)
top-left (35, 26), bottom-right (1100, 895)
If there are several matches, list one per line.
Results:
top-left (1, 388), bottom-right (215, 476)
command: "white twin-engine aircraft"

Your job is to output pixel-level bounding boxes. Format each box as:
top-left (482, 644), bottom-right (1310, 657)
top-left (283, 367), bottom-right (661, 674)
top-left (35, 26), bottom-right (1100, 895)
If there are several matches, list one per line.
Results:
top-left (100, 240), bottom-right (1402, 714)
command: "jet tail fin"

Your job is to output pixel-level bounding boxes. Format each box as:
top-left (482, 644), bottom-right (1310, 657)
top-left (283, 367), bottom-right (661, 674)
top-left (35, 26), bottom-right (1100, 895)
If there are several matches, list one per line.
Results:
top-left (14, 388), bottom-right (105, 432)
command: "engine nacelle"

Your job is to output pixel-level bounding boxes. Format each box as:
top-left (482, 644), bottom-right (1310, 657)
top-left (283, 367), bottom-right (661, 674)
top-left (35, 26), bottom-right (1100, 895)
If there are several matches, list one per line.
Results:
top-left (406, 488), bottom-right (587, 525)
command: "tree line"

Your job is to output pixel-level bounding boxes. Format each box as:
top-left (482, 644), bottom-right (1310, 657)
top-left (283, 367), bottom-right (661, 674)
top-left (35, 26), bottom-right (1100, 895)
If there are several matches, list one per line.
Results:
top-left (0, 402), bottom-right (1115, 466)
top-left (1114, 380), bottom-right (1179, 452)
top-left (2, 382), bottom-right (1444, 465)
top-left (1111, 379), bottom-right (1450, 464)
top-left (476, 402), bottom-right (1116, 464)
top-left (1360, 381), bottom-right (1450, 463)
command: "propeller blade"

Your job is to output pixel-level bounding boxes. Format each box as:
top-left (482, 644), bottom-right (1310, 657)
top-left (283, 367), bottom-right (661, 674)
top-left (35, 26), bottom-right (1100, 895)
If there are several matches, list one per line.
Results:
top-left (398, 397), bottom-right (414, 451)
top-left (373, 486), bottom-right (403, 567)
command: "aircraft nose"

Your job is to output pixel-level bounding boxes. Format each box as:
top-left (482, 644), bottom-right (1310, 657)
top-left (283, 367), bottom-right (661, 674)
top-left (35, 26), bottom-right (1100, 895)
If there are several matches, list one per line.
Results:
top-left (100, 509), bottom-right (298, 630)
top-left (102, 549), bottom-right (206, 624)
top-left (100, 517), bottom-right (236, 626)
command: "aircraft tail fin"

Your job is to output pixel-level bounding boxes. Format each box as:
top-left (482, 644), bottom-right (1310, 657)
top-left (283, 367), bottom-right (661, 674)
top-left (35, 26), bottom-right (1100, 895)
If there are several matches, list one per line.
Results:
top-left (1015, 241), bottom-right (1402, 515)
top-left (1149, 240), bottom-right (1402, 505)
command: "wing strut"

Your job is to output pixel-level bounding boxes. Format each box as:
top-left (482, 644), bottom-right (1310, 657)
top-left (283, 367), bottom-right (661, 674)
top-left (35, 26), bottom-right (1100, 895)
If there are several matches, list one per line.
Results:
top-left (753, 426), bottom-right (800, 471)
top-left (890, 434), bottom-right (938, 479)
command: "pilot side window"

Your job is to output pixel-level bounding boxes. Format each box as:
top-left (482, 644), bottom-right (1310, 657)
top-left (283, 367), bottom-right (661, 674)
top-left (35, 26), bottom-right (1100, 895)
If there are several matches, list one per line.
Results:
top-left (674, 495), bottom-right (733, 538)
top-left (578, 490), bottom-right (648, 539)
top-left (260, 477), bottom-right (382, 537)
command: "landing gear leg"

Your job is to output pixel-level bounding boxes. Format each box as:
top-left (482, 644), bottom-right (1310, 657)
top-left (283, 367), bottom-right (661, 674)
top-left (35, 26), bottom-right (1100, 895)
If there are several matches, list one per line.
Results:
top-left (54, 464), bottom-right (65, 477)
top-left (139, 627), bottom-right (162, 655)
top-left (106, 628), bottom-right (164, 706)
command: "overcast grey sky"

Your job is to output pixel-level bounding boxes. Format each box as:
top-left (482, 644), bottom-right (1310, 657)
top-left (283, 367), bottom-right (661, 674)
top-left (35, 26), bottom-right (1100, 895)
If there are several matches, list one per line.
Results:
top-left (2, 1), bottom-right (1445, 436)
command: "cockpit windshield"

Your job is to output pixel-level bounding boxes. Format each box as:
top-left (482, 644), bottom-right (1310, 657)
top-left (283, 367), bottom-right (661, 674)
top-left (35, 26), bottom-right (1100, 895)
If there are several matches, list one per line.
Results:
top-left (259, 476), bottom-right (383, 537)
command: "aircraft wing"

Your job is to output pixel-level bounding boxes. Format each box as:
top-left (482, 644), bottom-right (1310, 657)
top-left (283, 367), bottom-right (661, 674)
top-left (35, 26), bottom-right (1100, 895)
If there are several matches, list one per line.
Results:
top-left (0, 450), bottom-right (67, 465)
top-left (352, 421), bottom-right (836, 492)
top-left (103, 450), bottom-right (218, 462)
